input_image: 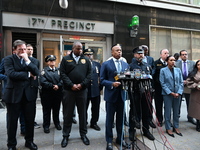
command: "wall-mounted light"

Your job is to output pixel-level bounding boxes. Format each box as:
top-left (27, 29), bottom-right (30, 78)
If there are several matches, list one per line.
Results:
top-left (59, 0), bottom-right (68, 9)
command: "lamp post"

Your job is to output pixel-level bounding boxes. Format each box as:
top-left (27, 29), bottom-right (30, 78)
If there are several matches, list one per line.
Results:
top-left (59, 0), bottom-right (68, 9)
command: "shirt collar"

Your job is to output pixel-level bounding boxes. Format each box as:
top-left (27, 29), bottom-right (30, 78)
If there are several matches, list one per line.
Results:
top-left (72, 53), bottom-right (80, 59)
top-left (182, 60), bottom-right (188, 63)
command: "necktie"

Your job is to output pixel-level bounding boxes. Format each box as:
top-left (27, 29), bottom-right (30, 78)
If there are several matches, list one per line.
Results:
top-left (116, 60), bottom-right (121, 72)
top-left (183, 61), bottom-right (187, 80)
top-left (20, 58), bottom-right (24, 65)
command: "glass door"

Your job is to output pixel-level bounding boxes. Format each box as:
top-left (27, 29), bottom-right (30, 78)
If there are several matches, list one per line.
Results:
top-left (85, 43), bottom-right (106, 64)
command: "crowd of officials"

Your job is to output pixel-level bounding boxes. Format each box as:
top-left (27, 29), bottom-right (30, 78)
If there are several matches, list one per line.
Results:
top-left (0, 39), bottom-right (200, 150)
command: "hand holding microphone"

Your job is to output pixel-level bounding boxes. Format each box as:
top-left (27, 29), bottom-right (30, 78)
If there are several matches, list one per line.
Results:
top-left (112, 82), bottom-right (121, 87)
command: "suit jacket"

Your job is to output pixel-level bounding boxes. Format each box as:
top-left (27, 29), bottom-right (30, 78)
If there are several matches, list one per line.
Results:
top-left (100, 58), bottom-right (129, 102)
top-left (3, 54), bottom-right (39, 103)
top-left (176, 60), bottom-right (195, 93)
top-left (153, 58), bottom-right (167, 85)
top-left (159, 66), bottom-right (183, 96)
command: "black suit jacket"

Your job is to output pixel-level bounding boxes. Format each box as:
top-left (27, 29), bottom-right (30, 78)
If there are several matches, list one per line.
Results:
top-left (3, 54), bottom-right (39, 103)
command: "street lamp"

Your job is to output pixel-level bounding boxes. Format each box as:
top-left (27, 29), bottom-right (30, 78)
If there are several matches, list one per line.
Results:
top-left (59, 0), bottom-right (68, 9)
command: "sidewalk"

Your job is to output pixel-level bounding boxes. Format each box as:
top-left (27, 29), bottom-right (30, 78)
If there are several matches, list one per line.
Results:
top-left (0, 98), bottom-right (200, 150)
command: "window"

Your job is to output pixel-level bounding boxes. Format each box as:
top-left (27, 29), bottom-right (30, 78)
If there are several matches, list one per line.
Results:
top-left (150, 26), bottom-right (200, 61)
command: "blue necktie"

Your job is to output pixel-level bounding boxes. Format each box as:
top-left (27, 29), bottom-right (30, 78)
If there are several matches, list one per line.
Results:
top-left (116, 60), bottom-right (121, 72)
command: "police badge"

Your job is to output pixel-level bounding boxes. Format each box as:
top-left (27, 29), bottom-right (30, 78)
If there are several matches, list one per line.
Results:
top-left (41, 70), bottom-right (45, 75)
top-left (81, 59), bottom-right (86, 64)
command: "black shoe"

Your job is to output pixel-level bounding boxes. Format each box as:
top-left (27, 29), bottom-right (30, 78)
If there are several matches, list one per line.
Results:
top-left (55, 124), bottom-right (62, 130)
top-left (188, 118), bottom-right (197, 125)
top-left (44, 127), bottom-right (50, 133)
top-left (116, 140), bottom-right (129, 148)
top-left (34, 122), bottom-right (40, 129)
top-left (8, 147), bottom-right (16, 150)
top-left (166, 130), bottom-right (175, 137)
top-left (143, 131), bottom-right (155, 140)
top-left (149, 121), bottom-right (156, 128)
top-left (124, 120), bottom-right (129, 126)
top-left (173, 128), bottom-right (183, 136)
top-left (196, 127), bottom-right (200, 132)
top-left (72, 118), bottom-right (77, 124)
top-left (196, 120), bottom-right (200, 132)
top-left (81, 135), bottom-right (90, 145)
top-left (106, 142), bottom-right (113, 150)
top-left (61, 137), bottom-right (68, 148)
top-left (25, 142), bottom-right (38, 150)
top-left (90, 124), bottom-right (101, 131)
top-left (129, 129), bottom-right (137, 141)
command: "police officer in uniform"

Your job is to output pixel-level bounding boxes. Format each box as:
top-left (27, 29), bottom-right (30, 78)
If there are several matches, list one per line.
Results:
top-left (83, 48), bottom-right (102, 131)
top-left (40, 55), bottom-right (63, 133)
top-left (129, 46), bottom-right (155, 141)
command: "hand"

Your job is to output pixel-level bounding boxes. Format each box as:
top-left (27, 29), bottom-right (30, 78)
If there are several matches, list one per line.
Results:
top-left (183, 80), bottom-right (187, 85)
top-left (112, 82), bottom-right (121, 88)
top-left (170, 92), bottom-right (179, 98)
top-left (71, 84), bottom-right (81, 91)
top-left (19, 53), bottom-right (29, 62)
top-left (30, 73), bottom-right (37, 80)
top-left (76, 84), bottom-right (82, 90)
top-left (53, 85), bottom-right (59, 91)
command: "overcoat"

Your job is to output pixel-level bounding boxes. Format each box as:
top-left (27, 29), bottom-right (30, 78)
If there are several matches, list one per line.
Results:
top-left (187, 72), bottom-right (200, 120)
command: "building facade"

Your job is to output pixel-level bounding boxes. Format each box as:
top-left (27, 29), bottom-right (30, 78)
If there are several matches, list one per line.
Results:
top-left (0, 0), bottom-right (200, 67)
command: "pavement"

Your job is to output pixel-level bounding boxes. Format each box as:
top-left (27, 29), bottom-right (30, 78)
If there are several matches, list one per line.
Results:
top-left (0, 98), bottom-right (200, 150)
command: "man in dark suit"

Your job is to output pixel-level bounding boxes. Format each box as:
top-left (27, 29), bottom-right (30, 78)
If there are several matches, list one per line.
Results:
top-left (83, 48), bottom-right (102, 131)
top-left (100, 44), bottom-right (129, 150)
top-left (3, 40), bottom-right (39, 150)
top-left (19, 44), bottom-right (40, 136)
top-left (175, 50), bottom-right (196, 125)
top-left (153, 49), bottom-right (169, 127)
top-left (60, 41), bottom-right (91, 148)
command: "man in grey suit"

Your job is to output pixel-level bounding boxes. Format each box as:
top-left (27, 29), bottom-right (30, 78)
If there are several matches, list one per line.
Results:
top-left (176, 50), bottom-right (196, 125)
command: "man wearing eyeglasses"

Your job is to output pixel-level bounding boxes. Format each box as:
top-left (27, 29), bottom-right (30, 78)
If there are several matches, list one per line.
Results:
top-left (176, 50), bottom-right (196, 125)
top-left (4, 40), bottom-right (39, 150)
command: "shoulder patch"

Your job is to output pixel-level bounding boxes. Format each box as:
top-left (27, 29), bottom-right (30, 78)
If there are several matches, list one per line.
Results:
top-left (67, 60), bottom-right (73, 62)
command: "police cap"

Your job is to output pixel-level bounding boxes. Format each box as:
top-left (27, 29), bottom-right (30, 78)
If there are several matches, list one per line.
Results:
top-left (132, 46), bottom-right (144, 54)
top-left (45, 55), bottom-right (56, 62)
top-left (83, 48), bottom-right (94, 55)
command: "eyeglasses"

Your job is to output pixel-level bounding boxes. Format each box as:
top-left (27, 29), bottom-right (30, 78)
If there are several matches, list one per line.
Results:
top-left (18, 48), bottom-right (27, 51)
top-left (27, 49), bottom-right (33, 51)
top-left (181, 54), bottom-right (187, 56)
